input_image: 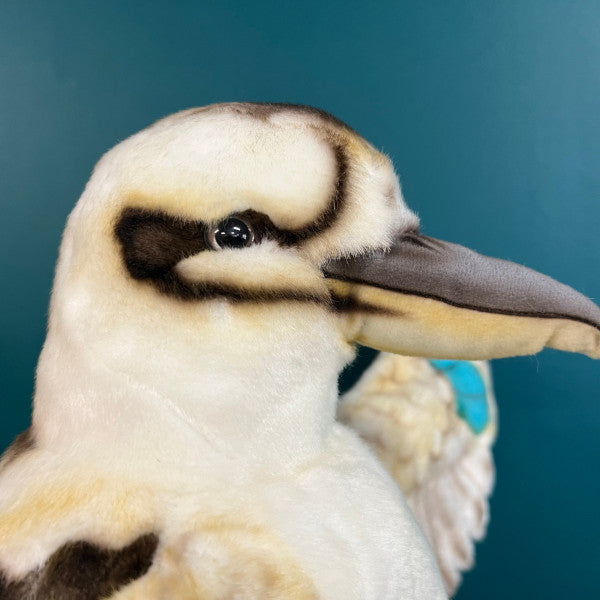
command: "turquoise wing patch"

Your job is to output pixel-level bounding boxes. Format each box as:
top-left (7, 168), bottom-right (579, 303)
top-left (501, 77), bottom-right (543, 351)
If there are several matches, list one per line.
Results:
top-left (430, 360), bottom-right (490, 435)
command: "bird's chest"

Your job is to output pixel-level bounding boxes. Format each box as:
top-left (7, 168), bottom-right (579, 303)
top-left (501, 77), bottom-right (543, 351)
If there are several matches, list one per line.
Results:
top-left (0, 431), bottom-right (446, 600)
top-left (251, 429), bottom-right (447, 600)
top-left (155, 427), bottom-right (446, 600)
top-left (141, 484), bottom-right (437, 600)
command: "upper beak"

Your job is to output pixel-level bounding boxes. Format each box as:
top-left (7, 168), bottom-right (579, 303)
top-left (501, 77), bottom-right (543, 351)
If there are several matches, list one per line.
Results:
top-left (323, 231), bottom-right (600, 360)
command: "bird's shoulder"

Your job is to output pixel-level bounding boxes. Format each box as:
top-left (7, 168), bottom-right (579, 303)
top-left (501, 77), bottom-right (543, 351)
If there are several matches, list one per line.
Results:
top-left (0, 444), bottom-right (161, 599)
top-left (0, 447), bottom-right (320, 599)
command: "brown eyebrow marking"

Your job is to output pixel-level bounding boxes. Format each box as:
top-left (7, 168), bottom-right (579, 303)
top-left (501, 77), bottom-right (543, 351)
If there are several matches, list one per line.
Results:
top-left (0, 533), bottom-right (159, 600)
top-left (116, 140), bottom-right (348, 258)
top-left (276, 144), bottom-right (349, 246)
top-left (170, 103), bottom-right (352, 246)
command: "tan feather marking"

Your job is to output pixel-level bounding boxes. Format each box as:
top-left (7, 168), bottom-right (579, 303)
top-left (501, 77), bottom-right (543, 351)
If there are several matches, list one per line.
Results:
top-left (339, 356), bottom-right (454, 493)
top-left (0, 477), bottom-right (158, 578)
top-left (109, 517), bottom-right (319, 600)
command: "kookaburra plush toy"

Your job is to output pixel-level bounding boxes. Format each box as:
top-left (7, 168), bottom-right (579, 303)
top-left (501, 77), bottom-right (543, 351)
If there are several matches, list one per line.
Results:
top-left (1, 103), bottom-right (599, 600)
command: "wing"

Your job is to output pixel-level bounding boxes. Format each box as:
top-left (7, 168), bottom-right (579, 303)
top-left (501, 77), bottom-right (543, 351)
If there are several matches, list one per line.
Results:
top-left (338, 353), bottom-right (497, 597)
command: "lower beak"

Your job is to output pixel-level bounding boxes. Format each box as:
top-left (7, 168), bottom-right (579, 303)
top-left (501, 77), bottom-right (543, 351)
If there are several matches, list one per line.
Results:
top-left (323, 231), bottom-right (600, 360)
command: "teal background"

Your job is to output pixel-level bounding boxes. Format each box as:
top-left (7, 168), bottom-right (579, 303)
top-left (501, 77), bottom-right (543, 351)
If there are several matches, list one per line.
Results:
top-left (1, 1), bottom-right (599, 597)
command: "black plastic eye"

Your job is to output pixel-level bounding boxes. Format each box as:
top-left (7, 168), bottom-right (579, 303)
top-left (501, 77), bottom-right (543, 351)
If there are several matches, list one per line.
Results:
top-left (206, 217), bottom-right (255, 250)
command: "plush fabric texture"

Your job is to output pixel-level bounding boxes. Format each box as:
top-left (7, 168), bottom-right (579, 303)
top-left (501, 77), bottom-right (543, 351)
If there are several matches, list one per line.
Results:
top-left (0, 102), bottom-right (597, 599)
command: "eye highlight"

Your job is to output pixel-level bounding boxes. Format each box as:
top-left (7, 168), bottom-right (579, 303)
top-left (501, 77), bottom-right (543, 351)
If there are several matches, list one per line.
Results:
top-left (206, 216), bottom-right (255, 250)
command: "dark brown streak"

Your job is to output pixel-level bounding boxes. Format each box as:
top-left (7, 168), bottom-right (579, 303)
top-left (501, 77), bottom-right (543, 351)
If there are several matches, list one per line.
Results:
top-left (159, 270), bottom-right (332, 307)
top-left (0, 428), bottom-right (35, 471)
top-left (115, 208), bottom-right (207, 280)
top-left (326, 274), bottom-right (600, 332)
top-left (187, 102), bottom-right (358, 134)
top-left (276, 144), bottom-right (349, 246)
top-left (400, 231), bottom-right (444, 253)
top-left (0, 534), bottom-right (159, 600)
top-left (115, 208), bottom-right (335, 306)
top-left (330, 292), bottom-right (397, 316)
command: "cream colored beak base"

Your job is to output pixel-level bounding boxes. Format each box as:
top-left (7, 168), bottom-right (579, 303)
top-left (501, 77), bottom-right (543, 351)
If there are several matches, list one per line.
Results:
top-left (324, 231), bottom-right (600, 359)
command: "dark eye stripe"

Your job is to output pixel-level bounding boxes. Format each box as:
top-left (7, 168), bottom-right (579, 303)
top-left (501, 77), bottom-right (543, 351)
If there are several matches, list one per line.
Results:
top-left (113, 141), bottom-right (348, 304)
top-left (157, 272), bottom-right (332, 306)
top-left (114, 208), bottom-right (334, 305)
top-left (115, 208), bottom-right (207, 279)
top-left (114, 174), bottom-right (348, 280)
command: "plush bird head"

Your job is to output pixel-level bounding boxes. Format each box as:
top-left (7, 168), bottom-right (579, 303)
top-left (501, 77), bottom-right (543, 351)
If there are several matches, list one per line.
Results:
top-left (33, 102), bottom-right (600, 479)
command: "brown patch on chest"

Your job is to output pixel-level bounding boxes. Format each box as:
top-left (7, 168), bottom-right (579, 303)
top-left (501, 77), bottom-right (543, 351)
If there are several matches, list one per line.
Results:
top-left (0, 533), bottom-right (158, 600)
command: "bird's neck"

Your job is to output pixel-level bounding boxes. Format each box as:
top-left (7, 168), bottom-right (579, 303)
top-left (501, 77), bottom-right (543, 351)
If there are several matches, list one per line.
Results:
top-left (32, 298), bottom-right (353, 486)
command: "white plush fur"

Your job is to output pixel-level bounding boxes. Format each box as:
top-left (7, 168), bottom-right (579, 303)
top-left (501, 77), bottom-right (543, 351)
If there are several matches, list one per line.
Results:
top-left (0, 104), bottom-right (445, 599)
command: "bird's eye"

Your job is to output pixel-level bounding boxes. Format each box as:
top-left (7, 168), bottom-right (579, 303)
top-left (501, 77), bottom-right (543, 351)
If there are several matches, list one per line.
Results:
top-left (206, 217), bottom-right (255, 250)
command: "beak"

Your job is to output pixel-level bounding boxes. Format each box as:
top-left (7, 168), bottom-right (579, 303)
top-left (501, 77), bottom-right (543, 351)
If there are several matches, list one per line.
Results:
top-left (323, 231), bottom-right (600, 360)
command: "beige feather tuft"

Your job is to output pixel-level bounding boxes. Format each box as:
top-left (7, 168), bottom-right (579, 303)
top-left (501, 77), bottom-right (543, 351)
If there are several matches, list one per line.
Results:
top-left (339, 353), bottom-right (497, 597)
